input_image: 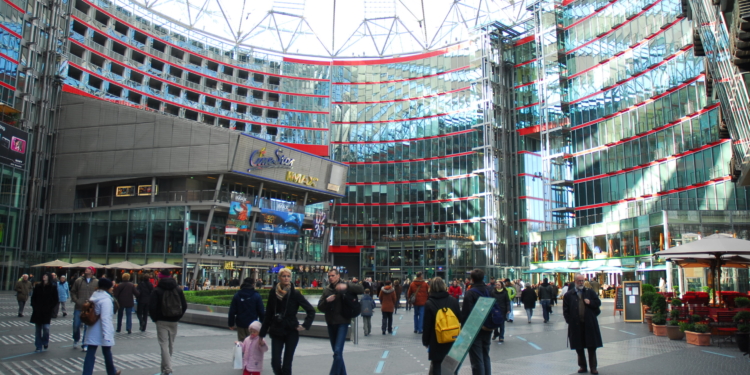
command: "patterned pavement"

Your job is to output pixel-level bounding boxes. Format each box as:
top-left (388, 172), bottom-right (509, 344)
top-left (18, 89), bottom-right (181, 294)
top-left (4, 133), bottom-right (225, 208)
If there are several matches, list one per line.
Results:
top-left (0, 293), bottom-right (748, 374)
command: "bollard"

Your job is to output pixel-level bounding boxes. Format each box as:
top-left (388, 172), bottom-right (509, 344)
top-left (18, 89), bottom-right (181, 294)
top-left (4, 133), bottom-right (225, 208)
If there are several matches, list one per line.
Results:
top-left (352, 316), bottom-right (358, 344)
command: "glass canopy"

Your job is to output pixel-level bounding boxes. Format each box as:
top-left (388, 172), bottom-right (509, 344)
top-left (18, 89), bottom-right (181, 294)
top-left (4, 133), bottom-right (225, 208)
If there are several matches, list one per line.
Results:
top-left (127, 0), bottom-right (533, 58)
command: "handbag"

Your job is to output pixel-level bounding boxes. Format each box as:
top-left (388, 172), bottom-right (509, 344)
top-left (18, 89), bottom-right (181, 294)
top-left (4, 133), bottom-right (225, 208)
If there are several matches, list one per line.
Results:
top-left (410, 283), bottom-right (423, 304)
top-left (233, 342), bottom-right (243, 370)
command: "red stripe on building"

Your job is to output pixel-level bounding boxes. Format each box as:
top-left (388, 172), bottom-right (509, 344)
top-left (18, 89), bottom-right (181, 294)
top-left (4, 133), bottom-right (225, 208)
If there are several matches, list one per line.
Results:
top-left (564, 0), bottom-right (625, 31)
top-left (328, 246), bottom-right (363, 254)
top-left (332, 129), bottom-right (475, 145)
top-left (517, 125), bottom-right (541, 136)
top-left (277, 143), bottom-right (329, 157)
top-left (0, 51), bottom-right (18, 65)
top-left (286, 42), bottom-right (472, 66)
top-left (331, 66), bottom-right (469, 85)
top-left (0, 80), bottom-right (15, 91)
top-left (338, 196), bottom-right (476, 206)
top-left (514, 36), bottom-right (535, 46)
top-left (345, 174), bottom-right (475, 186)
top-left (518, 150), bottom-right (541, 157)
top-left (331, 86), bottom-right (470, 104)
top-left (0, 24), bottom-right (22, 39)
top-left (3, 0), bottom-right (24, 13)
top-left (338, 218), bottom-right (483, 227)
top-left (341, 151), bottom-right (474, 165)
top-left (331, 108), bottom-right (469, 124)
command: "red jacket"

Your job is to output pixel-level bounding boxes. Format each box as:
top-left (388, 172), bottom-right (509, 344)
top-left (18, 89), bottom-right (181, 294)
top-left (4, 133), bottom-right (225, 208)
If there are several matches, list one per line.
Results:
top-left (407, 279), bottom-right (429, 306)
top-left (448, 285), bottom-right (462, 299)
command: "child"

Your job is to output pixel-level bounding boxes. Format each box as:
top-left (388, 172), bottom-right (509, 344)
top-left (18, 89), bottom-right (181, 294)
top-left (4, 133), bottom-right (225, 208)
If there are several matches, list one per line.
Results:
top-left (360, 289), bottom-right (375, 336)
top-left (239, 321), bottom-right (268, 375)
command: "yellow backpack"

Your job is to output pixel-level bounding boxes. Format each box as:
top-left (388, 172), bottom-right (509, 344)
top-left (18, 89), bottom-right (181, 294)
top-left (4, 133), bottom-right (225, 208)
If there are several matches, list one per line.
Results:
top-left (435, 307), bottom-right (461, 344)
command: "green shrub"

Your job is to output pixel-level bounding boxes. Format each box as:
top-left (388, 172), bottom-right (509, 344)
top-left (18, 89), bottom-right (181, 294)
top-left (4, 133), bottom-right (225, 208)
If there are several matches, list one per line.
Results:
top-left (679, 322), bottom-right (694, 332)
top-left (641, 291), bottom-right (658, 307)
top-left (691, 323), bottom-right (710, 333)
top-left (669, 309), bottom-right (680, 320)
top-left (691, 314), bottom-right (703, 323)
top-left (670, 298), bottom-right (682, 307)
top-left (652, 312), bottom-right (666, 325)
top-left (667, 319), bottom-right (679, 326)
top-left (733, 311), bottom-right (750, 324)
top-left (650, 294), bottom-right (668, 315)
top-left (734, 297), bottom-right (750, 308)
top-left (642, 284), bottom-right (657, 294)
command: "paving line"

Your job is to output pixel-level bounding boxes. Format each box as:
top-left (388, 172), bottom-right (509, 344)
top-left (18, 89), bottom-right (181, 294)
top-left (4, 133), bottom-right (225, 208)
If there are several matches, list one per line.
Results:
top-left (374, 360), bottom-right (385, 373)
top-left (381, 350), bottom-right (389, 359)
top-left (30, 361), bottom-right (54, 375)
top-left (392, 326), bottom-right (398, 336)
top-left (600, 326), bottom-right (615, 330)
top-left (528, 342), bottom-right (542, 350)
top-left (618, 330), bottom-right (636, 335)
top-left (701, 350), bottom-right (735, 358)
top-left (515, 336), bottom-right (527, 341)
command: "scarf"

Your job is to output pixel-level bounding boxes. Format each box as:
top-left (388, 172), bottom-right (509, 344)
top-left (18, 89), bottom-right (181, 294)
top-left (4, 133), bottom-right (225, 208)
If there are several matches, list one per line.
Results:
top-left (276, 283), bottom-right (290, 300)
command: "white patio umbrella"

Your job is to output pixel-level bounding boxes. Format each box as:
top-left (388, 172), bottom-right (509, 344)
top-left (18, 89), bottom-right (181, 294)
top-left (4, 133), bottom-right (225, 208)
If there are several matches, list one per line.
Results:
top-left (32, 259), bottom-right (72, 267)
top-left (104, 261), bottom-right (143, 270)
top-left (142, 261), bottom-right (182, 269)
top-left (65, 260), bottom-right (106, 269)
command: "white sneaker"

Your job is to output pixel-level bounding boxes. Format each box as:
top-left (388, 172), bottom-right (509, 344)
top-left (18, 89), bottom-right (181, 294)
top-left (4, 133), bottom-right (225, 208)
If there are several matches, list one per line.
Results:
top-left (73, 342), bottom-right (78, 349)
top-left (82, 346), bottom-right (87, 352)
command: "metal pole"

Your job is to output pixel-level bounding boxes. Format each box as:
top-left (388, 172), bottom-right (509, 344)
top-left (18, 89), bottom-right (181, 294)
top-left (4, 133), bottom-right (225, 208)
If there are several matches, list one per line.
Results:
top-left (246, 183), bottom-right (263, 258)
top-left (151, 177), bottom-right (156, 203)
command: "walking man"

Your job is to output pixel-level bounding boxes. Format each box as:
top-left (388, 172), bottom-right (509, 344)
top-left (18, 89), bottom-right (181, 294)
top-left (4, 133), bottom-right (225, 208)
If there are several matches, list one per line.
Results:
top-left (318, 269), bottom-right (364, 375)
top-left (149, 270), bottom-right (187, 375)
top-left (228, 277), bottom-right (265, 341)
top-left (136, 273), bottom-right (154, 332)
top-left (54, 275), bottom-right (69, 318)
top-left (407, 272), bottom-right (429, 334)
top-left (15, 274), bottom-right (31, 317)
top-left (462, 269), bottom-right (493, 375)
top-left (537, 278), bottom-right (555, 323)
top-left (378, 280), bottom-right (397, 334)
top-left (563, 274), bottom-right (603, 374)
top-left (70, 267), bottom-right (98, 351)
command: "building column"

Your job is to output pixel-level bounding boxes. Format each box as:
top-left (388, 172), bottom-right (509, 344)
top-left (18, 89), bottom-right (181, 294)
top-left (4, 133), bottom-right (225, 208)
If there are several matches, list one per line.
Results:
top-left (292, 192), bottom-right (308, 261)
top-left (189, 174), bottom-right (224, 290)
top-left (678, 266), bottom-right (685, 296)
top-left (245, 183), bottom-right (263, 258)
top-left (666, 260), bottom-right (673, 294)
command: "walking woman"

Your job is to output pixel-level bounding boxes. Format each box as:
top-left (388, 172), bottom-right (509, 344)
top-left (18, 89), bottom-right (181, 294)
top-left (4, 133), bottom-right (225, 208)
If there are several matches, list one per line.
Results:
top-left (403, 278), bottom-right (412, 311)
top-left (31, 273), bottom-right (58, 352)
top-left (259, 268), bottom-right (315, 375)
top-left (82, 278), bottom-right (120, 375)
top-left (422, 277), bottom-right (462, 375)
top-left (114, 273), bottom-right (139, 334)
top-left (520, 283), bottom-right (537, 323)
top-left (393, 280), bottom-right (402, 314)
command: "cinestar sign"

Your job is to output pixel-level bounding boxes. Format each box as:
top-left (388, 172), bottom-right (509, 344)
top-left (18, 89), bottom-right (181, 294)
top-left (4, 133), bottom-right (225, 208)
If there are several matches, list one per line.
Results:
top-left (248, 147), bottom-right (295, 171)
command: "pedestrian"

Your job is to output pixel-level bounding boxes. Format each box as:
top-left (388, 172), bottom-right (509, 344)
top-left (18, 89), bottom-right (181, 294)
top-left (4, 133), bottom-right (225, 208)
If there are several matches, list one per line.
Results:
top-left (317, 269), bottom-right (364, 375)
top-left (149, 269), bottom-right (188, 375)
top-left (136, 273), bottom-right (154, 332)
top-left (82, 278), bottom-right (121, 375)
top-left (360, 289), bottom-right (375, 336)
top-left (229, 277), bottom-right (265, 341)
top-left (54, 275), bottom-right (69, 318)
top-left (462, 269), bottom-right (493, 375)
top-left (514, 279), bottom-right (522, 306)
top-left (407, 272), bottom-right (429, 334)
top-left (31, 273), bottom-right (59, 352)
top-left (589, 278), bottom-right (600, 298)
top-left (490, 280), bottom-right (511, 342)
top-left (403, 278), bottom-right (412, 311)
top-left (551, 282), bottom-right (559, 313)
top-left (505, 279), bottom-right (516, 323)
top-left (379, 280), bottom-right (397, 335)
top-left (520, 283), bottom-right (537, 323)
top-left (15, 274), bottom-right (32, 317)
top-left (563, 274), bottom-right (603, 374)
top-left (71, 266), bottom-right (99, 351)
top-left (260, 268), bottom-right (315, 375)
top-left (422, 277), bottom-right (462, 375)
top-left (239, 321), bottom-right (268, 375)
top-left (537, 278), bottom-right (555, 323)
top-left (448, 280), bottom-right (462, 299)
top-left (114, 273), bottom-right (139, 334)
top-left (393, 280), bottom-right (402, 314)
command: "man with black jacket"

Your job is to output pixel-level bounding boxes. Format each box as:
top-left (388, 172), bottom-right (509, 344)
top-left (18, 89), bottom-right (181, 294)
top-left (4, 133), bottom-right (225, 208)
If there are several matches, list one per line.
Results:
top-left (462, 269), bottom-right (493, 375)
top-left (136, 274), bottom-right (154, 332)
top-left (538, 278), bottom-right (555, 323)
top-left (563, 274), bottom-right (603, 374)
top-left (228, 277), bottom-right (265, 341)
top-left (149, 270), bottom-right (187, 375)
top-left (318, 270), bottom-right (364, 375)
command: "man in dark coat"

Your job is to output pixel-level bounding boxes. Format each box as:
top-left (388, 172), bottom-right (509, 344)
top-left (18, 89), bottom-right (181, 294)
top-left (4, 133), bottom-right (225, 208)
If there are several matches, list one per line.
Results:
top-left (30, 273), bottom-right (58, 352)
top-left (462, 269), bottom-right (493, 375)
top-left (520, 284), bottom-right (537, 323)
top-left (15, 274), bottom-right (32, 317)
top-left (136, 273), bottom-right (154, 332)
top-left (563, 274), bottom-right (603, 374)
top-left (228, 277), bottom-right (265, 341)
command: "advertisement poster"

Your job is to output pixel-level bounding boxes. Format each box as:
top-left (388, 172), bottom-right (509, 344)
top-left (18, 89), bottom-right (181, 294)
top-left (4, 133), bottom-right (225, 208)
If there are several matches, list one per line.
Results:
top-left (256, 208), bottom-right (304, 236)
top-left (0, 122), bottom-right (27, 169)
top-left (226, 192), bottom-right (252, 234)
top-left (313, 209), bottom-right (326, 239)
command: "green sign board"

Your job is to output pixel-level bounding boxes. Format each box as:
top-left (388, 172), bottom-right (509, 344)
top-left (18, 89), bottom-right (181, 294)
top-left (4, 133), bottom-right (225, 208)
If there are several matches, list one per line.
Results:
top-left (441, 297), bottom-right (495, 374)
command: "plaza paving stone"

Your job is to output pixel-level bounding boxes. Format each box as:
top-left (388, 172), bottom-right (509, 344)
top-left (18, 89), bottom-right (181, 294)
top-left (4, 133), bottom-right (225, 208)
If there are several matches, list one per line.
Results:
top-left (0, 292), bottom-right (747, 374)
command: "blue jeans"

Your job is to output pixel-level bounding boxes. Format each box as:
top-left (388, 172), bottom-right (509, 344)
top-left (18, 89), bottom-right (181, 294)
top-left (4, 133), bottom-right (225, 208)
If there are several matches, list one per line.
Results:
top-left (34, 324), bottom-right (49, 350)
top-left (117, 306), bottom-right (133, 332)
top-left (540, 299), bottom-right (551, 322)
top-left (493, 317), bottom-right (506, 340)
top-left (327, 323), bottom-right (349, 375)
top-left (73, 310), bottom-right (88, 346)
top-left (413, 305), bottom-right (425, 332)
top-left (468, 329), bottom-right (492, 375)
top-left (82, 345), bottom-right (117, 375)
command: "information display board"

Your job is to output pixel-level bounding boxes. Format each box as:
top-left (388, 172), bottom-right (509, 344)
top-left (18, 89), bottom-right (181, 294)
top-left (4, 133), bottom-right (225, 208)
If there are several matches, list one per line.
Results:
top-left (441, 297), bottom-right (494, 374)
top-left (613, 286), bottom-right (623, 315)
top-left (623, 281), bottom-right (643, 323)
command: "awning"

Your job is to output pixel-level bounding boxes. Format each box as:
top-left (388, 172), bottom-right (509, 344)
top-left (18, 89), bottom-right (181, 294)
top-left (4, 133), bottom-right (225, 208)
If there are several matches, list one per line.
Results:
top-left (636, 264), bottom-right (667, 271)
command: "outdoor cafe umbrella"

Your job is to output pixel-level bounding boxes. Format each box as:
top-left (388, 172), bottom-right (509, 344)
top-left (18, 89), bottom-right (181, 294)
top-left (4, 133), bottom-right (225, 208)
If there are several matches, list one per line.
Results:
top-left (31, 259), bottom-right (71, 268)
top-left (142, 261), bottom-right (182, 269)
top-left (657, 233), bottom-right (750, 304)
top-left (105, 261), bottom-right (143, 270)
top-left (64, 260), bottom-right (106, 269)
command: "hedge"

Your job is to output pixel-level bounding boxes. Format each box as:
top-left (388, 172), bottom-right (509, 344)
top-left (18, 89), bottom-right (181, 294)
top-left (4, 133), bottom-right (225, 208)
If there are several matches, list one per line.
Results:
top-left (184, 288), bottom-right (325, 307)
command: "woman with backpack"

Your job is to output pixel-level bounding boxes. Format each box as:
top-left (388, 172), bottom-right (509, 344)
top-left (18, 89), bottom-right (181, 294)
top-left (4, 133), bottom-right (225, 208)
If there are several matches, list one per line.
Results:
top-left (30, 273), bottom-right (58, 352)
top-left (82, 278), bottom-right (120, 375)
top-left (422, 277), bottom-right (462, 375)
top-left (259, 268), bottom-right (315, 375)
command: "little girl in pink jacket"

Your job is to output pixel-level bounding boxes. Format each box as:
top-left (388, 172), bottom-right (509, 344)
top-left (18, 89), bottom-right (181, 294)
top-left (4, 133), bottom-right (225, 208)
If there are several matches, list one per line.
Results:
top-left (239, 321), bottom-right (268, 375)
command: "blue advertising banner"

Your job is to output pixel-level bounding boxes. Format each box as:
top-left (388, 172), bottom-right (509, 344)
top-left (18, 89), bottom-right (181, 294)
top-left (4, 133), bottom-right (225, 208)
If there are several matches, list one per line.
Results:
top-left (256, 208), bottom-right (304, 236)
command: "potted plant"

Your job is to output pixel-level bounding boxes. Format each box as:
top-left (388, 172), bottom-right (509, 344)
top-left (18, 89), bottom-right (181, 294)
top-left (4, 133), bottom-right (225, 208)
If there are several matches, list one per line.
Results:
top-left (735, 297), bottom-right (750, 309)
top-left (733, 311), bottom-right (750, 353)
top-left (641, 291), bottom-right (658, 331)
top-left (652, 312), bottom-right (667, 336)
top-left (666, 310), bottom-right (684, 340)
top-left (671, 297), bottom-right (683, 308)
top-left (685, 323), bottom-right (711, 346)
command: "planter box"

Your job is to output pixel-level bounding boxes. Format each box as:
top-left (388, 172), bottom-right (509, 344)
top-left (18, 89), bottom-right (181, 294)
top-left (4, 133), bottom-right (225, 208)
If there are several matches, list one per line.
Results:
top-left (665, 325), bottom-right (684, 340)
top-left (686, 331), bottom-right (711, 346)
top-left (653, 324), bottom-right (667, 336)
top-left (737, 332), bottom-right (749, 353)
top-left (644, 313), bottom-right (654, 332)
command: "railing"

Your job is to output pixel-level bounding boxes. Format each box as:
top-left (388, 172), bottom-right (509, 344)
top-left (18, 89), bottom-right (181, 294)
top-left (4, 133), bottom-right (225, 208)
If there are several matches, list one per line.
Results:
top-left (380, 232), bottom-right (475, 242)
top-left (74, 189), bottom-right (230, 209)
top-left (572, 197), bottom-right (743, 226)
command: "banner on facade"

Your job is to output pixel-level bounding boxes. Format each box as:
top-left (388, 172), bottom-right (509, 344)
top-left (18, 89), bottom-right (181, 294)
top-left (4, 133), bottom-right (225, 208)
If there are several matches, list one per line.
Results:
top-left (226, 192), bottom-right (252, 234)
top-left (255, 208), bottom-right (304, 236)
top-left (0, 122), bottom-right (27, 169)
top-left (313, 209), bottom-right (326, 239)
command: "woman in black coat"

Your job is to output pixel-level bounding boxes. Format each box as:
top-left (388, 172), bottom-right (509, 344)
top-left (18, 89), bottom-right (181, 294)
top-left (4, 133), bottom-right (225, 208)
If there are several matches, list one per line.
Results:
top-left (259, 268), bottom-right (315, 375)
top-left (490, 280), bottom-right (511, 341)
top-left (520, 284), bottom-right (537, 323)
top-left (30, 273), bottom-right (59, 352)
top-left (135, 274), bottom-right (154, 332)
top-left (422, 277), bottom-right (463, 375)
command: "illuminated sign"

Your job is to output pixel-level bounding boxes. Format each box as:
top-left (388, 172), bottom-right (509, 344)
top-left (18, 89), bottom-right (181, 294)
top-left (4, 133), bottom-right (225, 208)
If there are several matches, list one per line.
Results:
top-left (137, 185), bottom-right (158, 196)
top-left (116, 186), bottom-right (135, 197)
top-left (224, 261), bottom-right (235, 270)
top-left (248, 147), bottom-right (295, 171)
top-left (285, 171), bottom-right (319, 187)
